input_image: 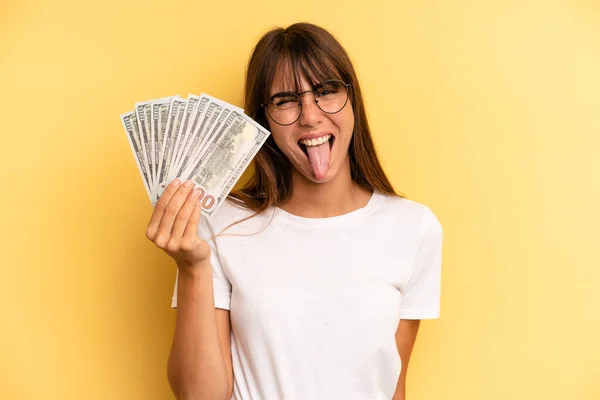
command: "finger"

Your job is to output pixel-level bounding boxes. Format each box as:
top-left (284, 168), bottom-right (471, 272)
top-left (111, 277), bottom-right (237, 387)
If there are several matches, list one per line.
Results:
top-left (154, 180), bottom-right (195, 247)
top-left (170, 187), bottom-right (202, 240)
top-left (146, 178), bottom-right (181, 240)
top-left (183, 197), bottom-right (203, 240)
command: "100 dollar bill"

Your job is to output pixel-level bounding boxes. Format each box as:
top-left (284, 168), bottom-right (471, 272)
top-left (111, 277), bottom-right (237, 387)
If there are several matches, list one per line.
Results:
top-left (157, 110), bottom-right (270, 216)
top-left (187, 111), bottom-right (270, 217)
top-left (121, 111), bottom-right (152, 200)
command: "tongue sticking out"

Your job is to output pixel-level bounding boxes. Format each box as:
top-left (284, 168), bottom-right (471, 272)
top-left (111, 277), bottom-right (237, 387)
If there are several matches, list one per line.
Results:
top-left (305, 141), bottom-right (331, 180)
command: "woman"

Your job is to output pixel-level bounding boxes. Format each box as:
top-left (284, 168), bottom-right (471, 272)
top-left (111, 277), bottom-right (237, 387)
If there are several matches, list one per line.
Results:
top-left (146, 22), bottom-right (443, 400)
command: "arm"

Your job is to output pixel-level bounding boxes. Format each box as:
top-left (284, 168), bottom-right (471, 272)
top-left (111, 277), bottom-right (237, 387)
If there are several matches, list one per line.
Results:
top-left (145, 180), bottom-right (232, 400)
top-left (392, 319), bottom-right (421, 400)
top-left (393, 206), bottom-right (443, 398)
top-left (167, 268), bottom-right (232, 400)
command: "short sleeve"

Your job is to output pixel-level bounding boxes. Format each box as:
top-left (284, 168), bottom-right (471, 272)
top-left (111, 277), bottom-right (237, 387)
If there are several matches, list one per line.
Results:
top-left (171, 216), bottom-right (232, 310)
top-left (398, 206), bottom-right (443, 320)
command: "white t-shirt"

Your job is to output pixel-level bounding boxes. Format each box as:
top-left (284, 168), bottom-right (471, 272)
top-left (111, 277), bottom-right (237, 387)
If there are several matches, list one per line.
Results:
top-left (171, 191), bottom-right (443, 400)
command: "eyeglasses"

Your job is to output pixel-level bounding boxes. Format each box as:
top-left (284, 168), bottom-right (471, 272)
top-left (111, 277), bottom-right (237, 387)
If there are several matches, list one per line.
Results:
top-left (261, 79), bottom-right (351, 126)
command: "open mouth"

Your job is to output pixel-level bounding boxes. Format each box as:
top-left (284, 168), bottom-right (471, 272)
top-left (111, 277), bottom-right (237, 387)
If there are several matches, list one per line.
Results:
top-left (298, 134), bottom-right (334, 157)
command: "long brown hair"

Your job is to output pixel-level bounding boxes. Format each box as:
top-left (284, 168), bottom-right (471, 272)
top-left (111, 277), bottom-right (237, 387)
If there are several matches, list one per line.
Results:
top-left (229, 22), bottom-right (400, 213)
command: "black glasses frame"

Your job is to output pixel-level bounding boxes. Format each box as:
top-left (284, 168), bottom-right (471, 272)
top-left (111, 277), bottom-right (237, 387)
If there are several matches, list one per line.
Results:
top-left (261, 79), bottom-right (352, 126)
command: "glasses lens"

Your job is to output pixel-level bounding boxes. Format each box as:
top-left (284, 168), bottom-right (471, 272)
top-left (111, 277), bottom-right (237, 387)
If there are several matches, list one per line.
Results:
top-left (315, 80), bottom-right (349, 114)
top-left (268, 93), bottom-right (301, 125)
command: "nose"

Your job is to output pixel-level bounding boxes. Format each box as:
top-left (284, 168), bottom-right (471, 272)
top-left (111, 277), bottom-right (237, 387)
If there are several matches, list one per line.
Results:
top-left (298, 96), bottom-right (323, 127)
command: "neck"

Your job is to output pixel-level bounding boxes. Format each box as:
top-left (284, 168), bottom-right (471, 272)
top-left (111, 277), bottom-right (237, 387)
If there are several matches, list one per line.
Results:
top-left (280, 156), bottom-right (372, 218)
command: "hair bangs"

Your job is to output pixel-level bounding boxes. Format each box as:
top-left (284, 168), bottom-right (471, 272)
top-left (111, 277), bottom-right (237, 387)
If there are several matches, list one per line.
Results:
top-left (275, 37), bottom-right (345, 95)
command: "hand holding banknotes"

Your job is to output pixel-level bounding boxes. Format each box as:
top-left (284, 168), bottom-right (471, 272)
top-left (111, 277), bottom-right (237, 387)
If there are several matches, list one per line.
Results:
top-left (145, 178), bottom-right (211, 270)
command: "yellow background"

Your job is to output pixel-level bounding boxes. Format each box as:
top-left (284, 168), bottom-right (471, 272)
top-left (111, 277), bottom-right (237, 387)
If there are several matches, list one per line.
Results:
top-left (1, 0), bottom-right (599, 399)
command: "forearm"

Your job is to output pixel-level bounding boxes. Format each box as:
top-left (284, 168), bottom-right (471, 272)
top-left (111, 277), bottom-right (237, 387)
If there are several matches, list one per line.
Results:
top-left (392, 319), bottom-right (420, 400)
top-left (167, 265), bottom-right (229, 400)
top-left (392, 374), bottom-right (406, 400)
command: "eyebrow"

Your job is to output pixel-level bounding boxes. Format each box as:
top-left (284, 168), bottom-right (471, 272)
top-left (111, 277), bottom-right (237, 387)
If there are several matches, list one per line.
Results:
top-left (269, 82), bottom-right (326, 99)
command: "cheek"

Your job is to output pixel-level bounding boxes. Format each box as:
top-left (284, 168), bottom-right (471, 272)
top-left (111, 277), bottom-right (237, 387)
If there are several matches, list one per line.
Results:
top-left (267, 124), bottom-right (296, 155)
top-left (334, 109), bottom-right (355, 147)
top-left (270, 129), bottom-right (289, 150)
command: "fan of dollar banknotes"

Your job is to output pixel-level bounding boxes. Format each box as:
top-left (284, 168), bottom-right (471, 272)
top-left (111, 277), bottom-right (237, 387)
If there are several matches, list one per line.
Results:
top-left (121, 94), bottom-right (270, 217)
